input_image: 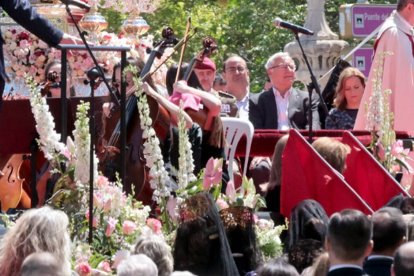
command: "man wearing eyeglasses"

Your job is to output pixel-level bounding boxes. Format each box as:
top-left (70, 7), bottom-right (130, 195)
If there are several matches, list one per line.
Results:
top-left (250, 52), bottom-right (320, 130)
top-left (222, 55), bottom-right (255, 121)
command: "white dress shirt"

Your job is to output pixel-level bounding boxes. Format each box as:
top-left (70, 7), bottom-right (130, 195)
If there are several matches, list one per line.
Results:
top-left (237, 93), bottom-right (250, 120)
top-left (273, 87), bottom-right (291, 130)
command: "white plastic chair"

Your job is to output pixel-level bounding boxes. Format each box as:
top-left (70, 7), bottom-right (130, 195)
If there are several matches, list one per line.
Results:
top-left (221, 117), bottom-right (254, 183)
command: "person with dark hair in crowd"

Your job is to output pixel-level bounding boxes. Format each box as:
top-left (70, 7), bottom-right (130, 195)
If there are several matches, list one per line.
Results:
top-left (286, 199), bottom-right (328, 273)
top-left (392, 241), bottom-right (414, 276)
top-left (256, 257), bottom-right (299, 276)
top-left (326, 209), bottom-right (373, 276)
top-left (363, 207), bottom-right (407, 276)
top-left (213, 73), bottom-right (227, 92)
top-left (173, 192), bottom-right (239, 276)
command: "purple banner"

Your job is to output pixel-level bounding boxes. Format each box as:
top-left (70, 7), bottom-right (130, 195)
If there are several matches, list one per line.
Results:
top-left (353, 48), bottom-right (374, 77)
top-left (352, 5), bottom-right (395, 36)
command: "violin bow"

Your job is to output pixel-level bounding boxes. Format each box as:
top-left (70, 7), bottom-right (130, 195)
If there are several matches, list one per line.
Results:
top-left (175, 17), bottom-right (192, 83)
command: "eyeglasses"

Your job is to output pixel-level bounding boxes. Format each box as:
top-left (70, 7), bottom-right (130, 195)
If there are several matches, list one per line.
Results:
top-left (269, 64), bottom-right (296, 71)
top-left (225, 66), bottom-right (247, 73)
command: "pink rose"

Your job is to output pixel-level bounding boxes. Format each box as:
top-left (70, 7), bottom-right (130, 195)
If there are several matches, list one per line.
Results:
top-left (122, 220), bottom-right (137, 235)
top-left (105, 217), bottom-right (117, 237)
top-left (146, 218), bottom-right (162, 234)
top-left (96, 175), bottom-right (109, 188)
top-left (75, 262), bottom-right (92, 276)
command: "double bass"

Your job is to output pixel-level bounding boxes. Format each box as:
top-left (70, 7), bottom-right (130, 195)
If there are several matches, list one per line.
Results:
top-left (98, 28), bottom-right (178, 204)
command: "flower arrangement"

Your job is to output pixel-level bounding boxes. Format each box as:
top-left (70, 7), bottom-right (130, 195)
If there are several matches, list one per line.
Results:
top-left (365, 51), bottom-right (413, 177)
top-left (3, 27), bottom-right (61, 83)
top-left (28, 77), bottom-right (163, 274)
top-left (255, 218), bottom-right (286, 261)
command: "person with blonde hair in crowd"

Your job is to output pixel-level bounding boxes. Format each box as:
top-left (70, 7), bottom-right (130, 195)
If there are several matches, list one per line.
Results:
top-left (0, 206), bottom-right (71, 276)
top-left (311, 137), bottom-right (351, 174)
top-left (132, 232), bottom-right (174, 276)
top-left (325, 67), bottom-right (365, 130)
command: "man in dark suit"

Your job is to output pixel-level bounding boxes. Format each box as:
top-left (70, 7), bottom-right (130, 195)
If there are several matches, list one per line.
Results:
top-left (364, 207), bottom-right (406, 276)
top-left (326, 209), bottom-right (373, 276)
top-left (249, 52), bottom-right (320, 130)
top-left (0, 0), bottom-right (79, 105)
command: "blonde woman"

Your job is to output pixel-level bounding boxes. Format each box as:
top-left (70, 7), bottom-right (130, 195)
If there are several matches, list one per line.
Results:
top-left (0, 206), bottom-right (71, 276)
top-left (325, 67), bottom-right (365, 129)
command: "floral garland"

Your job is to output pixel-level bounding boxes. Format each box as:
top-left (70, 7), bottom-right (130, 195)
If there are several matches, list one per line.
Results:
top-left (129, 67), bottom-right (171, 203)
top-left (177, 102), bottom-right (196, 191)
top-left (365, 52), bottom-right (412, 176)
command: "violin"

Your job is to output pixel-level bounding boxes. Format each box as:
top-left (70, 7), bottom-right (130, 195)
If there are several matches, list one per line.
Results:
top-left (98, 27), bottom-right (178, 205)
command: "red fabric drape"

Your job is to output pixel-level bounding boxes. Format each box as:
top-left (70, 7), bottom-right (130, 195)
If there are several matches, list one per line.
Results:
top-left (280, 129), bottom-right (373, 217)
top-left (342, 131), bottom-right (409, 211)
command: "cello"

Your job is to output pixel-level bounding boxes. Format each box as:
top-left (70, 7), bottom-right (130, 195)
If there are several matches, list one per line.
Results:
top-left (98, 28), bottom-right (178, 205)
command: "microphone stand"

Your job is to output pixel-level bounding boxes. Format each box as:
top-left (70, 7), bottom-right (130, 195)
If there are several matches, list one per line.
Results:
top-left (61, 4), bottom-right (127, 245)
top-left (86, 67), bottom-right (99, 244)
top-left (292, 32), bottom-right (329, 143)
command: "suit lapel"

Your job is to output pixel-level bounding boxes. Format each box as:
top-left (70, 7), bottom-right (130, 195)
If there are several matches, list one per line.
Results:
top-left (265, 88), bottom-right (278, 129)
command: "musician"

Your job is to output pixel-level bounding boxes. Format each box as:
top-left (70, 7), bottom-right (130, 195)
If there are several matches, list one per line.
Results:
top-left (0, 0), bottom-right (80, 106)
top-left (249, 52), bottom-right (321, 130)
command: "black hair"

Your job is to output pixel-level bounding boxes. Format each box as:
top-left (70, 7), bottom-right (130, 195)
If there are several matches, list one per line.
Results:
top-left (372, 207), bottom-right (406, 252)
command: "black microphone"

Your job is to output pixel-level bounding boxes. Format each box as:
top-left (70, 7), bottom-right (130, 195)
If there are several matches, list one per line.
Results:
top-left (273, 17), bottom-right (314, 35)
top-left (60, 0), bottom-right (91, 10)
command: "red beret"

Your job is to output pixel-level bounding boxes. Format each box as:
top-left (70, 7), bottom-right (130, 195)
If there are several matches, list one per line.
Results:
top-left (194, 57), bottom-right (216, 71)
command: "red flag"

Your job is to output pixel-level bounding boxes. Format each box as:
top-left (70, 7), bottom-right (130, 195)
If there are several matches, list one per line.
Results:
top-left (280, 129), bottom-right (373, 217)
top-left (342, 131), bottom-right (409, 211)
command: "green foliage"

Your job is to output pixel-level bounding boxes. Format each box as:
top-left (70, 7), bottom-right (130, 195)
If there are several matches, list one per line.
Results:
top-left (102, 0), bottom-right (396, 92)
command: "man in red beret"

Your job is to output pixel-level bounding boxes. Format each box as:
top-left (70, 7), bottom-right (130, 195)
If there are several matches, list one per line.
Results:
top-left (194, 57), bottom-right (217, 92)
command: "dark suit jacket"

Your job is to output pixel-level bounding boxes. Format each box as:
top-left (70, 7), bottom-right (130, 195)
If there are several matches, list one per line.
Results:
top-left (363, 256), bottom-right (393, 276)
top-left (249, 87), bottom-right (321, 130)
top-left (327, 267), bottom-right (367, 276)
top-left (0, 0), bottom-right (63, 97)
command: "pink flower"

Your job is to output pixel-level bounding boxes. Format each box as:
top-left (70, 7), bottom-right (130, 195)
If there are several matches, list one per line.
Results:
top-left (391, 140), bottom-right (405, 157)
top-left (97, 261), bottom-right (112, 273)
top-left (75, 261), bottom-right (92, 276)
top-left (122, 220), bottom-right (137, 235)
top-left (85, 210), bottom-right (98, 227)
top-left (166, 196), bottom-right (178, 222)
top-left (146, 218), bottom-right (162, 234)
top-left (216, 198), bottom-right (229, 210)
top-left (376, 143), bottom-right (386, 162)
top-left (203, 158), bottom-right (223, 190)
top-left (105, 217), bottom-right (117, 237)
top-left (96, 175), bottom-right (109, 188)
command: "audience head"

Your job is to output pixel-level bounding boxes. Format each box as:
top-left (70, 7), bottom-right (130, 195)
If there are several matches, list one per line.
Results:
top-left (117, 254), bottom-right (158, 276)
top-left (222, 55), bottom-right (249, 100)
top-left (326, 209), bottom-right (372, 264)
top-left (112, 58), bottom-right (148, 89)
top-left (21, 251), bottom-right (63, 276)
top-left (304, 251), bottom-right (330, 276)
top-left (265, 52), bottom-right (296, 93)
top-left (311, 137), bottom-right (350, 173)
top-left (0, 206), bottom-right (71, 276)
top-left (256, 257), bottom-right (299, 276)
top-left (213, 73), bottom-right (227, 91)
top-left (333, 67), bottom-right (365, 110)
top-left (194, 57), bottom-right (216, 92)
top-left (403, 214), bottom-right (414, 241)
top-left (371, 207), bottom-right (406, 255)
top-left (397, 0), bottom-right (414, 13)
top-left (132, 232), bottom-right (173, 276)
top-left (392, 241), bottom-right (414, 276)
top-left (288, 239), bottom-right (325, 274)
